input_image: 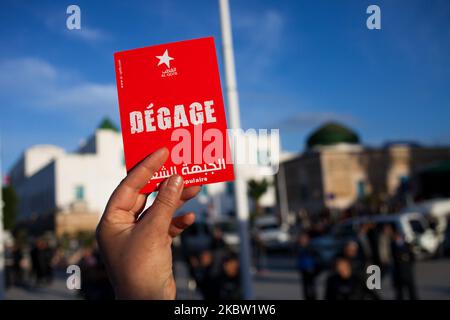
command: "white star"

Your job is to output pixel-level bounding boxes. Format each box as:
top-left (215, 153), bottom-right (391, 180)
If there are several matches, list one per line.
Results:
top-left (156, 49), bottom-right (174, 68)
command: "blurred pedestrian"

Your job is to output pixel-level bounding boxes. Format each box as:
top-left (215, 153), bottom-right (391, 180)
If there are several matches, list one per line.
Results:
top-left (42, 239), bottom-right (54, 284)
top-left (211, 227), bottom-right (227, 250)
top-left (4, 242), bottom-right (14, 288)
top-left (217, 251), bottom-right (241, 300)
top-left (357, 223), bottom-right (374, 265)
top-left (378, 224), bottom-right (393, 278)
top-left (210, 227), bottom-right (228, 281)
top-left (196, 250), bottom-right (220, 299)
top-left (12, 243), bottom-right (25, 286)
top-left (296, 233), bottom-right (320, 300)
top-left (252, 233), bottom-right (268, 274)
top-left (30, 238), bottom-right (52, 286)
top-left (342, 241), bottom-right (365, 276)
top-left (342, 240), bottom-right (380, 300)
top-left (390, 231), bottom-right (418, 300)
top-left (78, 243), bottom-right (115, 300)
top-left (325, 257), bottom-right (379, 300)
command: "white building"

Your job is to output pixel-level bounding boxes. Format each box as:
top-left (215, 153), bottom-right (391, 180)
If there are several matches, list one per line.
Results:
top-left (9, 120), bottom-right (126, 235)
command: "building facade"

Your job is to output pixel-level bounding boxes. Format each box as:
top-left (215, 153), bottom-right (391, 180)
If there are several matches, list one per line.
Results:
top-left (9, 122), bottom-right (126, 236)
top-left (276, 123), bottom-right (450, 218)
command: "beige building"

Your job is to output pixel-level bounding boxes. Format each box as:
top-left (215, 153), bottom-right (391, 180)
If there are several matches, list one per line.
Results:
top-left (277, 123), bottom-right (450, 216)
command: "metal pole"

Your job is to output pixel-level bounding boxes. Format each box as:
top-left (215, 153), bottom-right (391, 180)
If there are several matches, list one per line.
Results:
top-left (219, 0), bottom-right (254, 299)
top-left (0, 135), bottom-right (5, 299)
top-left (277, 162), bottom-right (289, 229)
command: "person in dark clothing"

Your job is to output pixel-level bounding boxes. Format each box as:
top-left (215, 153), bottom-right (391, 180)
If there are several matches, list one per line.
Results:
top-left (342, 241), bottom-right (365, 278)
top-left (79, 244), bottom-right (115, 300)
top-left (342, 241), bottom-right (380, 300)
top-left (209, 227), bottom-right (229, 285)
top-left (357, 223), bottom-right (376, 265)
top-left (217, 252), bottom-right (241, 300)
top-left (325, 257), bottom-right (379, 300)
top-left (211, 227), bottom-right (227, 250)
top-left (42, 242), bottom-right (54, 284)
top-left (367, 223), bottom-right (381, 267)
top-left (252, 233), bottom-right (267, 274)
top-left (12, 244), bottom-right (24, 286)
top-left (5, 244), bottom-right (15, 288)
top-left (296, 233), bottom-right (320, 300)
top-left (390, 231), bottom-right (418, 300)
top-left (378, 224), bottom-right (394, 279)
top-left (30, 239), bottom-right (51, 286)
top-left (195, 250), bottom-right (221, 300)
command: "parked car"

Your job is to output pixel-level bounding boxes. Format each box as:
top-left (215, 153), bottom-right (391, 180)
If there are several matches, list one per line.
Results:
top-left (214, 219), bottom-right (239, 249)
top-left (253, 216), bottom-right (291, 250)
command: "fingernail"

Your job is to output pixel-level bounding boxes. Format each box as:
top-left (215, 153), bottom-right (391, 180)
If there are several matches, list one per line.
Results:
top-left (167, 174), bottom-right (183, 191)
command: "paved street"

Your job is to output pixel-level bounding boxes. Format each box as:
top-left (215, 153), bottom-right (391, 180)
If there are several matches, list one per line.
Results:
top-left (5, 255), bottom-right (450, 300)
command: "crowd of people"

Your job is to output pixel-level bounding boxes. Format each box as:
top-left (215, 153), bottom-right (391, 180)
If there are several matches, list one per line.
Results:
top-left (180, 227), bottom-right (242, 300)
top-left (4, 219), bottom-right (419, 301)
top-left (5, 237), bottom-right (55, 288)
top-left (296, 223), bottom-right (418, 300)
top-left (4, 234), bottom-right (114, 300)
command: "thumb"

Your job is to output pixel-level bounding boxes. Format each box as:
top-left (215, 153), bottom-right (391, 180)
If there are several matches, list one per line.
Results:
top-left (143, 174), bottom-right (184, 233)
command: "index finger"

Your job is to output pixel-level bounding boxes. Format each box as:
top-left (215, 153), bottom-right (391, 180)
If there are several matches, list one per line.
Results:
top-left (108, 147), bottom-right (169, 212)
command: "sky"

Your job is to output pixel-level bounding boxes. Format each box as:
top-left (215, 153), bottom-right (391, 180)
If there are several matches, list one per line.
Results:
top-left (1, 0), bottom-right (450, 175)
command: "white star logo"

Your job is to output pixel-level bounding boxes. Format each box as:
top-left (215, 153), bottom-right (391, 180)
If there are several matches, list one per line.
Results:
top-left (156, 49), bottom-right (174, 68)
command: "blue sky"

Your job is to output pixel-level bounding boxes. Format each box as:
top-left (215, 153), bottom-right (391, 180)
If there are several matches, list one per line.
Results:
top-left (1, 0), bottom-right (450, 175)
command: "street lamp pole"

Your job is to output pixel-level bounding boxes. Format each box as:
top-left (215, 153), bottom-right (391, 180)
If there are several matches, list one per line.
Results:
top-left (218, 0), bottom-right (254, 299)
top-left (277, 162), bottom-right (289, 229)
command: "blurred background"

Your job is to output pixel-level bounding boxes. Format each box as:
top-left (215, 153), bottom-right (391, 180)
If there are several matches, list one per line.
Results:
top-left (1, 0), bottom-right (450, 300)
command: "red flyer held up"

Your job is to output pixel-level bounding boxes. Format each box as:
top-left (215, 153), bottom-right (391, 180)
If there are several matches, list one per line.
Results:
top-left (114, 37), bottom-right (235, 193)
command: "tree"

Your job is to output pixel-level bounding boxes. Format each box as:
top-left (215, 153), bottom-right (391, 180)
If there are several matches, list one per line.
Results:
top-left (248, 178), bottom-right (269, 216)
top-left (2, 185), bottom-right (18, 230)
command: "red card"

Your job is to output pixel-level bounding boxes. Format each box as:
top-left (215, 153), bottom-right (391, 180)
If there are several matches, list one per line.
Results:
top-left (114, 37), bottom-right (235, 193)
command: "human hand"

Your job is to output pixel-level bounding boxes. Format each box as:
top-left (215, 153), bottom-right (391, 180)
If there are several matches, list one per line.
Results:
top-left (96, 147), bottom-right (200, 299)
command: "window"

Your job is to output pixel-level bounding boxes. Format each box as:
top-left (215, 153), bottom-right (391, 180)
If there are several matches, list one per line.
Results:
top-left (399, 175), bottom-right (409, 192)
top-left (357, 180), bottom-right (365, 198)
top-left (226, 182), bottom-right (234, 196)
top-left (200, 185), bottom-right (208, 196)
top-left (409, 219), bottom-right (425, 234)
top-left (75, 185), bottom-right (85, 200)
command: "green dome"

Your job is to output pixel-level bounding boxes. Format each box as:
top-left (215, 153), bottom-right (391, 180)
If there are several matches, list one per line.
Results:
top-left (98, 117), bottom-right (119, 132)
top-left (306, 122), bottom-right (360, 149)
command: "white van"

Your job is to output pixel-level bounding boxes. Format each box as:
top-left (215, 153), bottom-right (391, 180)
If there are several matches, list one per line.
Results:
top-left (370, 212), bottom-right (439, 257)
top-left (333, 212), bottom-right (439, 258)
top-left (403, 199), bottom-right (450, 256)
